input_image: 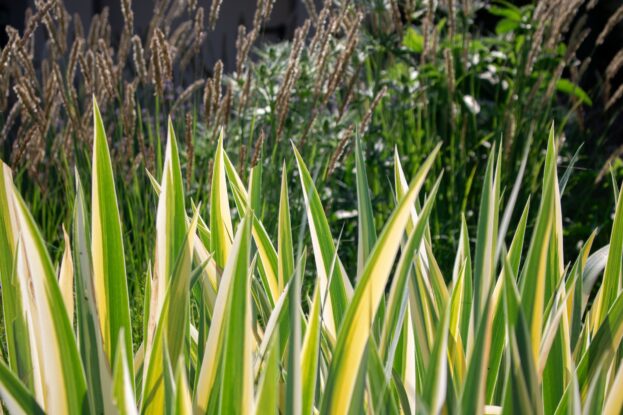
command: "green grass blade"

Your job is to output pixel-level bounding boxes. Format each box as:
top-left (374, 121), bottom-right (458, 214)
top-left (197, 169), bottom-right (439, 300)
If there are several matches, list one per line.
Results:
top-left (596, 181), bottom-right (623, 325)
top-left (210, 128), bottom-right (234, 268)
top-left (301, 280), bottom-right (321, 415)
top-left (91, 97), bottom-right (133, 375)
top-left (293, 144), bottom-right (353, 337)
top-left (520, 128), bottom-right (557, 363)
top-left (355, 134), bottom-right (377, 277)
top-left (113, 332), bottom-right (138, 415)
top-left (195, 214), bottom-right (253, 413)
top-left (73, 173), bottom-right (114, 415)
top-left (278, 162), bottom-right (294, 291)
top-left (13, 190), bottom-right (87, 413)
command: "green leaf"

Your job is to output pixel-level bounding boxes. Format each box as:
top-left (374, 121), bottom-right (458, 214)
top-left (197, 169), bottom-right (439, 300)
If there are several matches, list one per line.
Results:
top-left (91, 97), bottom-right (133, 375)
top-left (293, 144), bottom-right (353, 337)
top-left (0, 163), bottom-right (33, 389)
top-left (0, 359), bottom-right (44, 415)
top-left (73, 173), bottom-right (114, 415)
top-left (403, 27), bottom-right (424, 53)
top-left (355, 134), bottom-right (377, 278)
top-left (555, 79), bottom-right (592, 106)
top-left (210, 128), bottom-right (234, 268)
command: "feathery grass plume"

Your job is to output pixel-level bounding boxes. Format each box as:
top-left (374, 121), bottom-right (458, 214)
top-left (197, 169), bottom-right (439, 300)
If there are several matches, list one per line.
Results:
top-left (155, 28), bottom-right (173, 81)
top-left (422, 0), bottom-right (436, 64)
top-left (235, 25), bottom-right (258, 76)
top-left (0, 28), bottom-right (18, 81)
top-left (309, 3), bottom-right (330, 52)
top-left (444, 48), bottom-right (456, 125)
top-left (55, 1), bottom-right (69, 49)
top-left (250, 129), bottom-right (265, 168)
top-left (73, 11), bottom-right (84, 38)
top-left (121, 0), bottom-right (134, 32)
top-left (208, 0), bottom-right (223, 29)
top-left (606, 84), bottom-right (623, 110)
top-left (52, 62), bottom-right (79, 131)
top-left (86, 11), bottom-right (100, 48)
top-left (185, 112), bottom-right (194, 192)
top-left (13, 80), bottom-right (43, 127)
top-left (149, 31), bottom-right (164, 96)
top-left (13, 42), bottom-right (38, 89)
top-left (524, 16), bottom-right (547, 76)
top-left (203, 78), bottom-right (214, 127)
top-left (122, 81), bottom-right (137, 140)
top-left (327, 125), bottom-right (354, 177)
top-left (19, 0), bottom-right (54, 51)
top-left (78, 50), bottom-right (93, 93)
top-left (66, 37), bottom-right (83, 83)
top-left (324, 13), bottom-right (360, 103)
top-left (0, 102), bottom-right (21, 144)
top-left (212, 59), bottom-right (223, 108)
top-left (35, 0), bottom-right (64, 54)
top-left (596, 4), bottom-right (623, 46)
top-left (171, 79), bottom-right (205, 113)
top-left (193, 6), bottom-right (205, 54)
top-left (131, 35), bottom-right (148, 83)
top-left (218, 80), bottom-right (233, 126)
top-left (302, 0), bottom-right (318, 22)
top-left (96, 47), bottom-right (116, 99)
top-left (276, 20), bottom-right (311, 139)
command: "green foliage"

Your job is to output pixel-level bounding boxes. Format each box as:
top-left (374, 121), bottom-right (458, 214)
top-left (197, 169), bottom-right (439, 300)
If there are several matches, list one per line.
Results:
top-left (0, 104), bottom-right (623, 414)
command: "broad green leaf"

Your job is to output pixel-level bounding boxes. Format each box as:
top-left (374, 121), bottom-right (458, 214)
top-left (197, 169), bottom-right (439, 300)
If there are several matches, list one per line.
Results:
top-left (91, 97), bottom-right (133, 374)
